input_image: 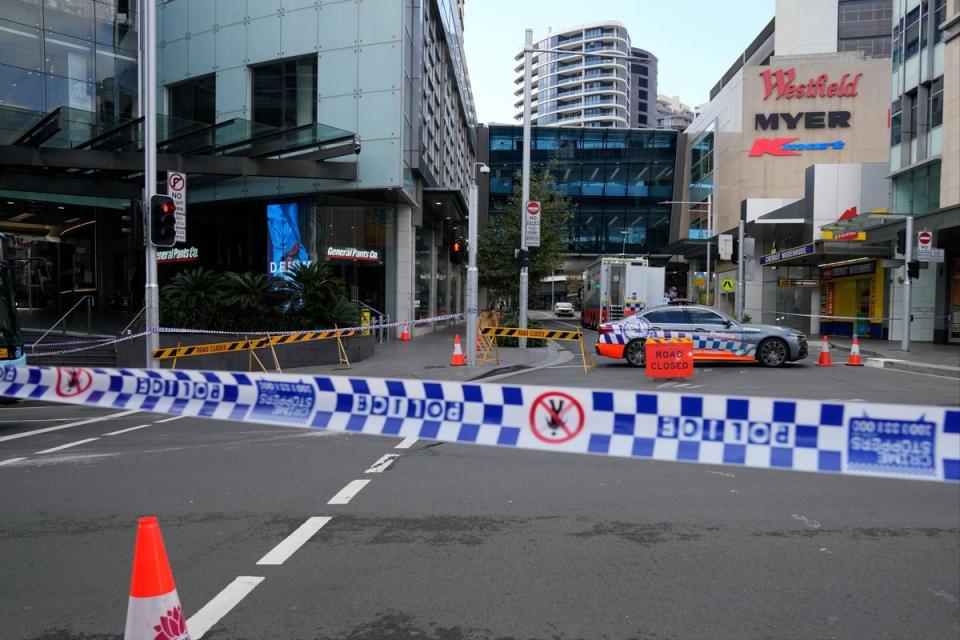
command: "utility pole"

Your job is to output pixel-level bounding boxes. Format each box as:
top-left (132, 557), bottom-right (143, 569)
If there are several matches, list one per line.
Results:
top-left (465, 163), bottom-right (488, 367)
top-left (142, 0), bottom-right (159, 367)
top-left (518, 28), bottom-right (533, 348)
top-left (902, 214), bottom-right (913, 351)
top-left (736, 210), bottom-right (745, 320)
top-left (705, 193), bottom-right (713, 307)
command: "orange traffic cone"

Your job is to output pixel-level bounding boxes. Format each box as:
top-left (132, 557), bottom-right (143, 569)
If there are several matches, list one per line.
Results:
top-left (846, 335), bottom-right (864, 366)
top-left (450, 335), bottom-right (465, 366)
top-left (124, 517), bottom-right (189, 640)
top-left (816, 335), bottom-right (833, 367)
top-left (400, 322), bottom-right (410, 341)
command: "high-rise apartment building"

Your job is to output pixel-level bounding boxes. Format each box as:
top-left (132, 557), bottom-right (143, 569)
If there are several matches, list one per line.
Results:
top-left (513, 21), bottom-right (657, 128)
top-left (656, 95), bottom-right (696, 131)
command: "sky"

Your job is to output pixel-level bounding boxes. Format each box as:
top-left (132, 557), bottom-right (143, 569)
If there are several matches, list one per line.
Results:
top-left (463, 0), bottom-right (776, 124)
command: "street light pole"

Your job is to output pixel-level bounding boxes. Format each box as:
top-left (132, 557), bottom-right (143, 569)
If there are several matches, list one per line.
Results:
top-left (142, 0), bottom-right (159, 367)
top-left (466, 162), bottom-right (488, 367)
top-left (518, 28), bottom-right (533, 348)
top-left (736, 210), bottom-right (745, 320)
top-left (705, 193), bottom-right (713, 307)
top-left (902, 214), bottom-right (913, 352)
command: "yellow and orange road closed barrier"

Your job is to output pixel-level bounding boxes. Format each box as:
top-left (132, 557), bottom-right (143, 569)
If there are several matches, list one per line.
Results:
top-left (480, 326), bottom-right (595, 374)
top-left (645, 338), bottom-right (694, 379)
top-left (152, 329), bottom-right (356, 361)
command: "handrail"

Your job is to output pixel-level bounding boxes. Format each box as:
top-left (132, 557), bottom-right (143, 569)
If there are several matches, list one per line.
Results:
top-left (120, 305), bottom-right (146, 335)
top-left (32, 295), bottom-right (94, 348)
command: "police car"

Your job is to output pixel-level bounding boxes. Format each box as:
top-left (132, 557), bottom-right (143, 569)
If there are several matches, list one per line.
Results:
top-left (594, 304), bottom-right (808, 368)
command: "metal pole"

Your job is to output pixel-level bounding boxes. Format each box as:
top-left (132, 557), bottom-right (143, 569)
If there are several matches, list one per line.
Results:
top-left (466, 179), bottom-right (479, 367)
top-left (143, 0), bottom-right (159, 367)
top-left (736, 214), bottom-right (745, 320)
top-left (705, 193), bottom-right (712, 307)
top-left (518, 27), bottom-right (533, 348)
top-left (901, 215), bottom-right (913, 351)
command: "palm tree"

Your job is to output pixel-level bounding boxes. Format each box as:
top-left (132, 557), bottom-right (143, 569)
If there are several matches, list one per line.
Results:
top-left (161, 268), bottom-right (223, 311)
top-left (220, 272), bottom-right (280, 314)
top-left (278, 262), bottom-right (349, 326)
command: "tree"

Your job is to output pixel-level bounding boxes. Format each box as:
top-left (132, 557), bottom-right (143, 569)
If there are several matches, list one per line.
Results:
top-left (478, 169), bottom-right (571, 304)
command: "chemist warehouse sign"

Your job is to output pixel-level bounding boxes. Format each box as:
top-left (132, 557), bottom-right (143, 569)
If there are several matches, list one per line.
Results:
top-left (749, 68), bottom-right (861, 158)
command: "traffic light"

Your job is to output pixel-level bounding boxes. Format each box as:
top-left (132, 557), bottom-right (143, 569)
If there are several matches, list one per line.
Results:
top-left (450, 239), bottom-right (465, 264)
top-left (896, 228), bottom-right (905, 254)
top-left (907, 260), bottom-right (920, 279)
top-left (514, 248), bottom-right (529, 268)
top-left (150, 194), bottom-right (177, 247)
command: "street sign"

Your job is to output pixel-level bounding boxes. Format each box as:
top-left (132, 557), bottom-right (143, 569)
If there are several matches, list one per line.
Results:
top-left (916, 230), bottom-right (943, 262)
top-left (167, 171), bottom-right (187, 243)
top-left (779, 278), bottom-right (821, 287)
top-left (917, 230), bottom-right (932, 247)
top-left (524, 200), bottom-right (540, 247)
top-left (720, 277), bottom-right (736, 293)
top-left (645, 339), bottom-right (694, 379)
top-left (718, 234), bottom-right (733, 260)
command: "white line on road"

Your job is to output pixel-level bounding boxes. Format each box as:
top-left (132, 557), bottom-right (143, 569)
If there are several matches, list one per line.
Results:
top-left (365, 454), bottom-right (398, 473)
top-left (0, 418), bottom-right (72, 423)
top-left (327, 479), bottom-right (371, 505)
top-left (0, 410), bottom-right (140, 444)
top-left (104, 424), bottom-right (153, 436)
top-left (154, 415), bottom-right (187, 424)
top-left (395, 437), bottom-right (418, 449)
top-left (35, 437), bottom-right (100, 455)
top-left (186, 576), bottom-right (265, 639)
top-left (0, 457), bottom-right (27, 466)
top-left (256, 516), bottom-right (332, 566)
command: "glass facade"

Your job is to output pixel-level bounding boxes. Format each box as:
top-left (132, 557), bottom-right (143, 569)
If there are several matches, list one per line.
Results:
top-left (688, 125), bottom-right (715, 240)
top-left (486, 125), bottom-right (677, 255)
top-left (0, 0), bottom-right (138, 120)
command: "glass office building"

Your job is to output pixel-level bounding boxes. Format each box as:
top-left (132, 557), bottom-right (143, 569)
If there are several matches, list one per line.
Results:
top-left (482, 125), bottom-right (677, 256)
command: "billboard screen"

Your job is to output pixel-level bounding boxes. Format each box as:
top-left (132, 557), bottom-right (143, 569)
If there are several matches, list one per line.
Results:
top-left (267, 202), bottom-right (309, 277)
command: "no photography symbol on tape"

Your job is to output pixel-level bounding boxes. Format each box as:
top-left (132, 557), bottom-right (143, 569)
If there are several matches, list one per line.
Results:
top-left (530, 391), bottom-right (584, 444)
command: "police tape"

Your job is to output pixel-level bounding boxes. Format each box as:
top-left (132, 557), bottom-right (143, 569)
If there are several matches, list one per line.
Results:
top-left (26, 314), bottom-right (466, 359)
top-left (152, 329), bottom-right (357, 360)
top-left (1, 365), bottom-right (957, 483)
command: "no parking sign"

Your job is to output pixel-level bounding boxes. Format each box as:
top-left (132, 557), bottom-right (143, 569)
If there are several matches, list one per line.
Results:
top-left (167, 171), bottom-right (187, 243)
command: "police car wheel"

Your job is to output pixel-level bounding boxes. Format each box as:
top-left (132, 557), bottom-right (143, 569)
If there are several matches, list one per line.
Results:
top-left (758, 338), bottom-right (788, 367)
top-left (625, 339), bottom-right (645, 367)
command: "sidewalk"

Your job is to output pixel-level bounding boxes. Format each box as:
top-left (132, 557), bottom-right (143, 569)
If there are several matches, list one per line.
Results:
top-left (827, 337), bottom-right (960, 379)
top-left (288, 323), bottom-right (563, 382)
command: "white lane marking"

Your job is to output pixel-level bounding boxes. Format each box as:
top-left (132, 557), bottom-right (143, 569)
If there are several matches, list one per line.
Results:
top-left (708, 470), bottom-right (736, 478)
top-left (154, 415), bottom-right (187, 424)
top-left (186, 576), bottom-right (265, 639)
top-left (0, 410), bottom-right (140, 444)
top-left (104, 423), bottom-right (153, 436)
top-left (35, 437), bottom-right (100, 455)
top-left (931, 589), bottom-right (959, 604)
top-left (327, 479), bottom-right (371, 505)
top-left (365, 454), bottom-right (398, 473)
top-left (0, 418), bottom-right (73, 423)
top-left (256, 516), bottom-right (332, 566)
top-left (395, 437), bottom-right (418, 449)
top-left (0, 457), bottom-right (27, 466)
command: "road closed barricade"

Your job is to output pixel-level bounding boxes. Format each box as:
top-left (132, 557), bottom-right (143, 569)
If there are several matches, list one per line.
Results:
top-left (480, 326), bottom-right (595, 374)
top-left (645, 338), bottom-right (694, 379)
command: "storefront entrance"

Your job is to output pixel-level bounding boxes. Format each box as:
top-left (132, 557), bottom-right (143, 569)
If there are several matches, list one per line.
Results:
top-left (820, 259), bottom-right (883, 338)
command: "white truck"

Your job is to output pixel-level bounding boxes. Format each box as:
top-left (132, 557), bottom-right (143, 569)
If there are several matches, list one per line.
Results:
top-left (581, 257), bottom-right (665, 329)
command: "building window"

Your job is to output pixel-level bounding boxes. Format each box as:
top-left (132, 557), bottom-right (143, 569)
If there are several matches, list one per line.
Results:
top-left (934, 0), bottom-right (947, 44)
top-left (904, 6), bottom-right (921, 59)
top-left (639, 101), bottom-right (648, 112)
top-left (890, 98), bottom-right (902, 146)
top-left (169, 74), bottom-right (216, 125)
top-left (908, 95), bottom-right (918, 139)
top-left (637, 77), bottom-right (648, 88)
top-left (638, 90), bottom-right (647, 101)
top-left (929, 77), bottom-right (943, 128)
top-left (638, 115), bottom-right (647, 125)
top-left (252, 56), bottom-right (317, 129)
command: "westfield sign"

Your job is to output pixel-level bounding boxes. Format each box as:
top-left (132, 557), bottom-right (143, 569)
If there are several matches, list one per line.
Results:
top-left (760, 68), bottom-right (863, 100)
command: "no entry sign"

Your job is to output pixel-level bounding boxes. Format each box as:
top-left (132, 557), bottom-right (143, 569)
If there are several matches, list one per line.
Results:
top-left (529, 391), bottom-right (584, 443)
top-left (645, 340), bottom-right (694, 379)
top-left (524, 200), bottom-right (541, 248)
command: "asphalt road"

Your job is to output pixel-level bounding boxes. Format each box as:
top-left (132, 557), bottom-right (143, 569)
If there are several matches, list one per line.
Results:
top-left (1, 388), bottom-right (958, 640)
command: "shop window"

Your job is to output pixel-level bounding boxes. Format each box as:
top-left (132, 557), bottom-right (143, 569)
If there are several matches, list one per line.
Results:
top-left (252, 56), bottom-right (317, 129)
top-left (169, 74), bottom-right (216, 125)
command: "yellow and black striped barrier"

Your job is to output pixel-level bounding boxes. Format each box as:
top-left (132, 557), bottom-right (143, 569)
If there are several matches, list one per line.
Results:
top-left (480, 327), bottom-right (582, 341)
top-left (479, 326), bottom-right (594, 374)
top-left (152, 329), bottom-right (357, 361)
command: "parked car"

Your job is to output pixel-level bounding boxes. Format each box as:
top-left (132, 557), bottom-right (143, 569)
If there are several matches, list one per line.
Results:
top-left (554, 301), bottom-right (575, 317)
top-left (594, 305), bottom-right (808, 368)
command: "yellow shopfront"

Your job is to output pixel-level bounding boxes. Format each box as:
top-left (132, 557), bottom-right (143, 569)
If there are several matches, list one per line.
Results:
top-left (820, 259), bottom-right (884, 338)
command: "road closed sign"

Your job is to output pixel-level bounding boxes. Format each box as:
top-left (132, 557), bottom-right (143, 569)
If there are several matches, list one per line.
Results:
top-left (645, 339), bottom-right (694, 379)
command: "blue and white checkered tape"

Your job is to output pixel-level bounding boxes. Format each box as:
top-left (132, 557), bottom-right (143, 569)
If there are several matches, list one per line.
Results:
top-left (2, 365), bottom-right (958, 483)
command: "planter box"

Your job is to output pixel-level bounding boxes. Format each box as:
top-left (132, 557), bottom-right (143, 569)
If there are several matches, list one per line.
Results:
top-left (117, 332), bottom-right (374, 370)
